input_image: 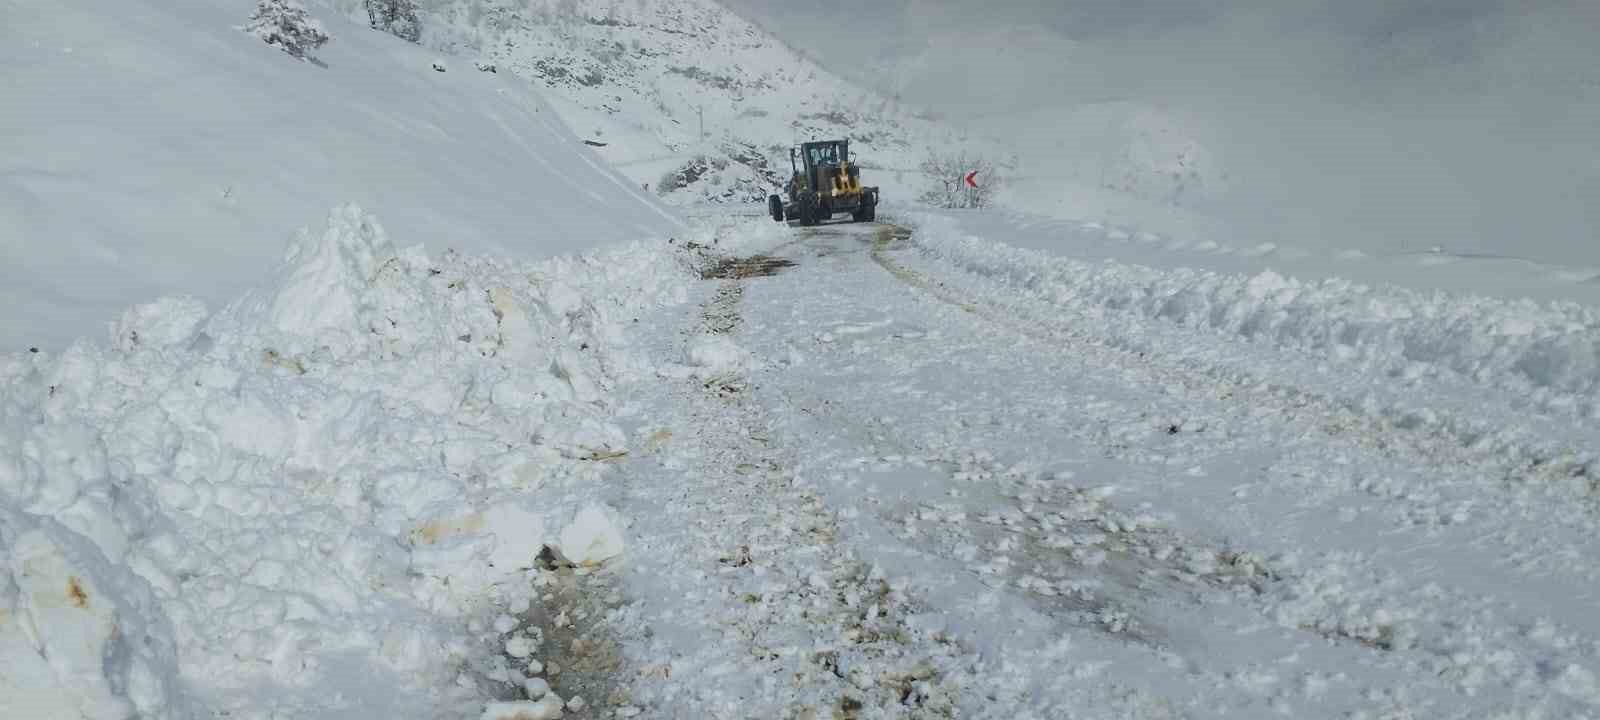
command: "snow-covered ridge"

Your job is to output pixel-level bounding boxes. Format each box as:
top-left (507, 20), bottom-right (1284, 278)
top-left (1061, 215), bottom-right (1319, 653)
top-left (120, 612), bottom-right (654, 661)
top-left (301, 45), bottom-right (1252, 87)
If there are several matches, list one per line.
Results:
top-left (319, 0), bottom-right (967, 203)
top-left (0, 205), bottom-right (691, 719)
top-left (906, 212), bottom-right (1600, 418)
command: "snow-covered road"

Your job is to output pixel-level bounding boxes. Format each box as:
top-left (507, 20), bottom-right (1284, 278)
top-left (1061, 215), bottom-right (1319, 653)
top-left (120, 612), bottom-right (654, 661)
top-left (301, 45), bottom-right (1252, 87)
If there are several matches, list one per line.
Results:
top-left (8, 208), bottom-right (1598, 719)
top-left (602, 218), bottom-right (1600, 718)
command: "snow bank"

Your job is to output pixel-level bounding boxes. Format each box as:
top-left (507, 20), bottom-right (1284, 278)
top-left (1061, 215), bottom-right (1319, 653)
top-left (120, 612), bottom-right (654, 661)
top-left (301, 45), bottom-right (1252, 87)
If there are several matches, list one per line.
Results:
top-left (906, 213), bottom-right (1600, 417)
top-left (0, 205), bottom-right (689, 718)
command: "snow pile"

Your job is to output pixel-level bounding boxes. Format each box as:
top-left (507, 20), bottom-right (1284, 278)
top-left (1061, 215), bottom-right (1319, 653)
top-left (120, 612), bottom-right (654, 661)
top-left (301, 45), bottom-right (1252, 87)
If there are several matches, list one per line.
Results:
top-left (0, 205), bottom-right (689, 719)
top-left (906, 212), bottom-right (1600, 417)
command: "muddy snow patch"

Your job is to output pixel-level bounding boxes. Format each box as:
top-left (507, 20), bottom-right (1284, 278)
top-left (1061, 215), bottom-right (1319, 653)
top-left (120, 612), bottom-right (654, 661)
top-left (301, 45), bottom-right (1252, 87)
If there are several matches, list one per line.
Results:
top-left (700, 254), bottom-right (796, 280)
top-left (488, 564), bottom-right (635, 719)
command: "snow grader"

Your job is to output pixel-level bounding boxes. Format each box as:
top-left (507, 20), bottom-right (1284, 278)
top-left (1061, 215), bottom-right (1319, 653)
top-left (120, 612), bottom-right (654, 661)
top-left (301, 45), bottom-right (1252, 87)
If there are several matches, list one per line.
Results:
top-left (767, 139), bottom-right (879, 225)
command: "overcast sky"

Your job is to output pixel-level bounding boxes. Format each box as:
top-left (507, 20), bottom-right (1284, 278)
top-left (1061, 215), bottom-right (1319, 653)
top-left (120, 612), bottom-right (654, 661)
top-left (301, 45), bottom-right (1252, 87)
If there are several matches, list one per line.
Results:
top-left (725, 0), bottom-right (1600, 263)
top-left (724, 0), bottom-right (1592, 109)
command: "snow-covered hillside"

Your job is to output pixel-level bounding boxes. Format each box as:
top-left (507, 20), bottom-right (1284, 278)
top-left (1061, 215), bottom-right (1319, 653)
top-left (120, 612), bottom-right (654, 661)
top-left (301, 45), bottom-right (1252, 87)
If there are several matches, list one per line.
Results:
top-left (317, 0), bottom-right (976, 205)
top-left (2, 0), bottom-right (679, 348)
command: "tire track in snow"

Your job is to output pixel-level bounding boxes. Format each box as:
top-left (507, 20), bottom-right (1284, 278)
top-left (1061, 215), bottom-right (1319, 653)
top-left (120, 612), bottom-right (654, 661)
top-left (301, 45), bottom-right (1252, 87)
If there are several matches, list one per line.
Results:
top-left (824, 223), bottom-right (1600, 715)
top-left (872, 224), bottom-right (1598, 500)
top-left (605, 242), bottom-right (971, 718)
top-left (869, 222), bottom-right (1600, 569)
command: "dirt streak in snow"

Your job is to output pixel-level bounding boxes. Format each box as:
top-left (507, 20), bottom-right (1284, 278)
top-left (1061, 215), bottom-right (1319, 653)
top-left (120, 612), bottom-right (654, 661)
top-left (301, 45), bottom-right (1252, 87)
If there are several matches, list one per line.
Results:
top-left (605, 238), bottom-right (970, 718)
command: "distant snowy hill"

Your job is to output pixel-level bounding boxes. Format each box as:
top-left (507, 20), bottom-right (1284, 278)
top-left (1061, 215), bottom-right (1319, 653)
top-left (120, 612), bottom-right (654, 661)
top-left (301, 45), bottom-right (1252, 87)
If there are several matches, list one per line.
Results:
top-left (317, 0), bottom-right (974, 205)
top-left (2, 0), bottom-right (680, 348)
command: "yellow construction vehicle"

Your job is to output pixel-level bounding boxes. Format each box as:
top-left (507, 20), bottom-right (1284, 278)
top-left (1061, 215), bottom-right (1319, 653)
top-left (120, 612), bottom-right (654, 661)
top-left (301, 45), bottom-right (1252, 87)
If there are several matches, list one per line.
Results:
top-left (768, 139), bottom-right (879, 225)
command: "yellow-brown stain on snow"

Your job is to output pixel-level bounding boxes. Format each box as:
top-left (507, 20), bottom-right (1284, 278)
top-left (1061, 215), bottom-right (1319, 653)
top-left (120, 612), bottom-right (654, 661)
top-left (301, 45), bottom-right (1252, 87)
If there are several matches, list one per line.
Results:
top-left (66, 576), bottom-right (89, 609)
top-left (410, 512), bottom-right (485, 546)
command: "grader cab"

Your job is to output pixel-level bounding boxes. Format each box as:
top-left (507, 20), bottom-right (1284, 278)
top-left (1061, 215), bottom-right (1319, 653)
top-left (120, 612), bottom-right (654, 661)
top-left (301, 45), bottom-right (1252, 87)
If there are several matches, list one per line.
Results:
top-left (767, 139), bottom-right (879, 225)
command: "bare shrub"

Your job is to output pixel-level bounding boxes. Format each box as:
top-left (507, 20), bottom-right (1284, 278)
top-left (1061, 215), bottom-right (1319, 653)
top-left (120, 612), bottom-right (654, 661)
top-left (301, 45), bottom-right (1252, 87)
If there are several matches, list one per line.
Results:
top-left (918, 151), bottom-right (1001, 209)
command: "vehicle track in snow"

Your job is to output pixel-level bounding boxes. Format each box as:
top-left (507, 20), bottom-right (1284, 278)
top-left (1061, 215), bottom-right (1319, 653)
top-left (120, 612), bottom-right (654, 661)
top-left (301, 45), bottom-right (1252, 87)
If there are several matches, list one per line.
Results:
top-left (711, 219), bottom-right (1600, 717)
top-left (867, 220), bottom-right (1600, 586)
top-left (603, 240), bottom-right (973, 718)
top-left (597, 217), bottom-right (1600, 717)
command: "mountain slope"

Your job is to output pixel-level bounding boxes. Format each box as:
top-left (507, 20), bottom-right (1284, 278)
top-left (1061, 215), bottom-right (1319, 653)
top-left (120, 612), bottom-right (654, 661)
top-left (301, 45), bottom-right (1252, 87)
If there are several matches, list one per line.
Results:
top-left (323, 0), bottom-right (974, 204)
top-left (1, 0), bottom-right (680, 348)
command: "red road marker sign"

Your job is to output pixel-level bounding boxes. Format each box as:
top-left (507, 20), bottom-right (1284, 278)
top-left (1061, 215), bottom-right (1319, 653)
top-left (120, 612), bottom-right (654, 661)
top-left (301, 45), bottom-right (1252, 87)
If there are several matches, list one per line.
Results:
top-left (965, 170), bottom-right (979, 189)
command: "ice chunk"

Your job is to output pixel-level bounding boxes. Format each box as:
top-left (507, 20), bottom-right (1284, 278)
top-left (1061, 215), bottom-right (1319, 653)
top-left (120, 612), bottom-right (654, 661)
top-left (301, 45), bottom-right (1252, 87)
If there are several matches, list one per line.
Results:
top-left (482, 698), bottom-right (564, 720)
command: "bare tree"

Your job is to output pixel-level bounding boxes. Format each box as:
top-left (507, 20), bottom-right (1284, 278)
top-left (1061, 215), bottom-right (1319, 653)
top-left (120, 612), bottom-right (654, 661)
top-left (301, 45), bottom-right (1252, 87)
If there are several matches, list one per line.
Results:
top-left (919, 150), bottom-right (1001, 209)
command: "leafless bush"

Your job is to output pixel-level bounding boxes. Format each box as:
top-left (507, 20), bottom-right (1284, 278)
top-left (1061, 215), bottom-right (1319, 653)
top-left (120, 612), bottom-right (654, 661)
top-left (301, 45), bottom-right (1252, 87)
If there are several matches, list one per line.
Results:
top-left (918, 151), bottom-right (1001, 209)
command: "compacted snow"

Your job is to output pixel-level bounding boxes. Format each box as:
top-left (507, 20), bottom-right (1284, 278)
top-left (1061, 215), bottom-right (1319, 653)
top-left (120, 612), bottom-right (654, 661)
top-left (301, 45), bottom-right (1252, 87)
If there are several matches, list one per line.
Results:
top-left (594, 212), bottom-right (1600, 718)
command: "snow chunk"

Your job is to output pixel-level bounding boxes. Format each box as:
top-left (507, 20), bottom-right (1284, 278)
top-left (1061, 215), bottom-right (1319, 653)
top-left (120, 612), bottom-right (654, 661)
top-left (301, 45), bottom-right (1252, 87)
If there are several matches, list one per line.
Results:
top-left (408, 503), bottom-right (548, 588)
top-left (558, 505), bottom-right (625, 566)
top-left (483, 504), bottom-right (549, 574)
top-left (111, 296), bottom-right (209, 351)
top-left (684, 335), bottom-right (749, 374)
top-left (0, 515), bottom-right (181, 720)
top-left (489, 286), bottom-right (537, 358)
top-left (482, 698), bottom-right (564, 720)
top-left (264, 204), bottom-right (396, 341)
top-left (506, 635), bottom-right (537, 659)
